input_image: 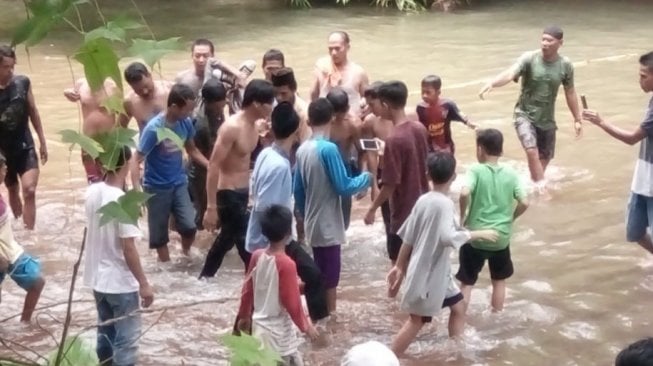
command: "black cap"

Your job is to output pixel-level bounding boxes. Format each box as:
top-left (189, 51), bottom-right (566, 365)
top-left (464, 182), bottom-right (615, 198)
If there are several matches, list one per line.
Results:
top-left (543, 25), bottom-right (564, 40)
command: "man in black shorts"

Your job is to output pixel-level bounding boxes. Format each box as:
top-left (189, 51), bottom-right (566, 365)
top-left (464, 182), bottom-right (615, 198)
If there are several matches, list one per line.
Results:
top-left (0, 45), bottom-right (47, 230)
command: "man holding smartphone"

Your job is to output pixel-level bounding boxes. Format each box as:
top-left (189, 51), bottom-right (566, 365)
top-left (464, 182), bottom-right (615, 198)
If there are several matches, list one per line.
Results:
top-left (479, 26), bottom-right (582, 194)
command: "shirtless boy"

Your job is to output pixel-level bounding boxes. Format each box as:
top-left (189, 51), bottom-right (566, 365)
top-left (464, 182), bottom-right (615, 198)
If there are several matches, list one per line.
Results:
top-left (201, 79), bottom-right (275, 278)
top-left (310, 31), bottom-right (369, 117)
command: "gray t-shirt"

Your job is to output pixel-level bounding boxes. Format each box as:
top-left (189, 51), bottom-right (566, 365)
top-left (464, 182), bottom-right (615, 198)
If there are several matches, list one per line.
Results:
top-left (631, 96), bottom-right (653, 197)
top-left (397, 191), bottom-right (470, 317)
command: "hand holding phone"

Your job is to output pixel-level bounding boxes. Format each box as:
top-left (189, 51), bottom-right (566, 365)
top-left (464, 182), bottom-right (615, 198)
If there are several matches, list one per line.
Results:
top-left (360, 139), bottom-right (380, 151)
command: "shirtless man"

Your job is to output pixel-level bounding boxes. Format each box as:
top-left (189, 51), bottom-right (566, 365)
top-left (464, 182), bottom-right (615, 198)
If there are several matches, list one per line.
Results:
top-left (201, 79), bottom-right (275, 278)
top-left (310, 31), bottom-right (369, 117)
top-left (0, 45), bottom-right (47, 230)
top-left (119, 62), bottom-right (171, 133)
top-left (270, 67), bottom-right (311, 144)
top-left (326, 87), bottom-right (365, 230)
top-left (64, 77), bottom-right (119, 184)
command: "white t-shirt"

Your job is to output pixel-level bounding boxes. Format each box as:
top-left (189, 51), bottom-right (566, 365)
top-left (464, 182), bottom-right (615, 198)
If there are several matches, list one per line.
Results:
top-left (0, 194), bottom-right (24, 264)
top-left (83, 183), bottom-right (142, 294)
top-left (631, 96), bottom-right (653, 197)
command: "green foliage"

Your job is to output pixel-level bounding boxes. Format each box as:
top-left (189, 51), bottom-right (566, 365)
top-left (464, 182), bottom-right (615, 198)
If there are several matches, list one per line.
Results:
top-left (45, 336), bottom-right (98, 366)
top-left (11, 0), bottom-right (76, 46)
top-left (59, 129), bottom-right (104, 159)
top-left (84, 17), bottom-right (144, 44)
top-left (222, 333), bottom-right (283, 366)
top-left (74, 38), bottom-right (123, 92)
top-left (127, 37), bottom-right (184, 69)
top-left (288, 0), bottom-right (311, 8)
top-left (98, 189), bottom-right (152, 226)
top-left (156, 126), bottom-right (185, 151)
top-left (94, 127), bottom-right (138, 171)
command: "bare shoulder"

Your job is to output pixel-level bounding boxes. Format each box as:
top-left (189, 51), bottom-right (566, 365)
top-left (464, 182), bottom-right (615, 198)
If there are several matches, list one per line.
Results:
top-left (157, 79), bottom-right (174, 92)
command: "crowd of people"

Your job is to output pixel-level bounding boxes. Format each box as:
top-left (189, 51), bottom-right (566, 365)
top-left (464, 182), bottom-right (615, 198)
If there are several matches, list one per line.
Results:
top-left (0, 22), bottom-right (652, 365)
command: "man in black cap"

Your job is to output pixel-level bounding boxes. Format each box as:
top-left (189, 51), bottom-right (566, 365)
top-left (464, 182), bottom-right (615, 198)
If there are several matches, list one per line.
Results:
top-left (478, 26), bottom-right (582, 195)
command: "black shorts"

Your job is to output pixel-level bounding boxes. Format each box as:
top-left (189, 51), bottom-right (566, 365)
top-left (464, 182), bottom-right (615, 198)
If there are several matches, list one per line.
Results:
top-left (3, 148), bottom-right (38, 187)
top-left (421, 293), bottom-right (464, 323)
top-left (455, 243), bottom-right (514, 285)
top-left (387, 233), bottom-right (402, 261)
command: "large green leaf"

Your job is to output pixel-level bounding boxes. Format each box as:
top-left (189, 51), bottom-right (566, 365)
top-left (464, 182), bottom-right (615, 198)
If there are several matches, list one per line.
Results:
top-left (222, 333), bottom-right (282, 366)
top-left (127, 37), bottom-right (183, 68)
top-left (118, 189), bottom-right (152, 219)
top-left (59, 129), bottom-right (104, 158)
top-left (94, 127), bottom-right (138, 171)
top-left (12, 0), bottom-right (75, 47)
top-left (74, 38), bottom-right (123, 92)
top-left (101, 94), bottom-right (126, 115)
top-left (156, 126), bottom-right (185, 151)
top-left (84, 17), bottom-right (143, 44)
top-left (98, 189), bottom-right (151, 226)
top-left (47, 336), bottom-right (98, 366)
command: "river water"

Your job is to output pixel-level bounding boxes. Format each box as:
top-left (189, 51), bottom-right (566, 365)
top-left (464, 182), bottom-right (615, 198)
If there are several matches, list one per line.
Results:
top-left (1, 0), bottom-right (652, 365)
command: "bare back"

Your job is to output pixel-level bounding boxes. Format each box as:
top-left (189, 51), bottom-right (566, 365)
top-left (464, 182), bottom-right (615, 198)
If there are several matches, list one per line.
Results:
top-left (78, 78), bottom-right (118, 136)
top-left (215, 112), bottom-right (260, 190)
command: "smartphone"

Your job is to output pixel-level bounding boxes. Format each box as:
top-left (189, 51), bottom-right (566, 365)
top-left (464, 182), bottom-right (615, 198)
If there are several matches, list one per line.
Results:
top-left (360, 139), bottom-right (380, 151)
top-left (581, 95), bottom-right (588, 109)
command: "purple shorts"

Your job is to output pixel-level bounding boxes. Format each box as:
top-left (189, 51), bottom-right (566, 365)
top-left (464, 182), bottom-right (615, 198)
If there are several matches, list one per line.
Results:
top-left (312, 245), bottom-right (341, 289)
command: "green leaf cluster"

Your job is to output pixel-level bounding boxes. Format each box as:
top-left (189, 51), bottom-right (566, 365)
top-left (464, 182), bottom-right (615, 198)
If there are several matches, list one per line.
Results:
top-left (45, 336), bottom-right (99, 366)
top-left (222, 333), bottom-right (283, 366)
top-left (97, 189), bottom-right (152, 226)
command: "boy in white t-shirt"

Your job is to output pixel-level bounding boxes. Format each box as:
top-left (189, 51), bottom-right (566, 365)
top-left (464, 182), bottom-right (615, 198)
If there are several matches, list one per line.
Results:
top-left (84, 146), bottom-right (153, 366)
top-left (0, 151), bottom-right (45, 322)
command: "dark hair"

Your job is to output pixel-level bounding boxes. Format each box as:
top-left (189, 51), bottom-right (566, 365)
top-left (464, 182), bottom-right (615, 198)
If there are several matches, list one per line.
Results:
top-left (191, 38), bottom-right (214, 54)
top-left (329, 31), bottom-right (350, 45)
top-left (476, 128), bottom-right (504, 156)
top-left (270, 67), bottom-right (297, 91)
top-left (378, 81), bottom-right (408, 109)
top-left (271, 102), bottom-right (299, 140)
top-left (201, 79), bottom-right (227, 103)
top-left (167, 83), bottom-right (196, 107)
top-left (421, 75), bottom-right (442, 90)
top-left (308, 98), bottom-right (334, 127)
top-left (543, 25), bottom-right (564, 41)
top-left (639, 51), bottom-right (653, 73)
top-left (115, 145), bottom-right (133, 171)
top-left (364, 81), bottom-right (383, 99)
top-left (124, 62), bottom-right (150, 84)
top-left (0, 45), bottom-right (16, 62)
top-left (242, 79), bottom-right (275, 108)
top-left (0, 150), bottom-right (6, 167)
top-left (326, 87), bottom-right (349, 114)
top-left (261, 204), bottom-right (293, 243)
top-left (427, 152), bottom-right (456, 184)
top-left (263, 49), bottom-right (285, 67)
top-left (616, 338), bottom-right (653, 366)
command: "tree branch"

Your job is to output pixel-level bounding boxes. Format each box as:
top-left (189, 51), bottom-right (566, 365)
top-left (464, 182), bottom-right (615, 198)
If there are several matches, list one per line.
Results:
top-left (0, 300), bottom-right (94, 324)
top-left (0, 337), bottom-right (46, 365)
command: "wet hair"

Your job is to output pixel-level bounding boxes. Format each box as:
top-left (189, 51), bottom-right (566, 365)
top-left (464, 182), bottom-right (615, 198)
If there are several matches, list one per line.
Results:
top-left (124, 62), bottom-right (150, 84)
top-left (0, 45), bottom-right (16, 62)
top-left (271, 102), bottom-right (299, 140)
top-left (167, 83), bottom-right (196, 107)
top-left (364, 81), bottom-right (384, 100)
top-left (476, 128), bottom-right (503, 156)
top-left (262, 49), bottom-right (285, 67)
top-left (421, 75), bottom-right (442, 90)
top-left (377, 81), bottom-right (408, 109)
top-left (326, 87), bottom-right (349, 114)
top-left (191, 38), bottom-right (214, 54)
top-left (543, 25), bottom-right (564, 40)
top-left (308, 98), bottom-right (334, 127)
top-left (427, 152), bottom-right (456, 184)
top-left (329, 31), bottom-right (350, 45)
top-left (271, 67), bottom-right (297, 91)
top-left (639, 51), bottom-right (653, 73)
top-left (242, 79), bottom-right (275, 108)
top-left (615, 338), bottom-right (653, 366)
top-left (201, 79), bottom-right (227, 103)
top-left (261, 204), bottom-right (293, 243)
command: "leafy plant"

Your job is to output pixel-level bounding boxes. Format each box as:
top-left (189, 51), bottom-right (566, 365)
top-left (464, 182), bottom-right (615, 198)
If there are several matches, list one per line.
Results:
top-left (156, 126), bottom-right (185, 150)
top-left (222, 333), bottom-right (283, 366)
top-left (45, 337), bottom-right (98, 366)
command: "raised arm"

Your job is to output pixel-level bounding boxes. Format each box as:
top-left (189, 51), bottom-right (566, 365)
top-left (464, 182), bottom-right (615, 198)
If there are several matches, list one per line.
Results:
top-left (479, 54), bottom-right (527, 99)
top-left (318, 142), bottom-right (371, 196)
top-left (583, 110), bottom-right (649, 146)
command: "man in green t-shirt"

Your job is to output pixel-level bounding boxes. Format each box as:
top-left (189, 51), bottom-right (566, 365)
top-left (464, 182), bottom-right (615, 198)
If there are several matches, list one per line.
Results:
top-left (478, 26), bottom-right (582, 193)
top-left (456, 129), bottom-right (529, 312)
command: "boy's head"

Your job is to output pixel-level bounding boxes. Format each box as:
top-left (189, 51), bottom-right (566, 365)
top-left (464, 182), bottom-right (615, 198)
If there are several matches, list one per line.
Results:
top-left (308, 98), bottom-right (334, 128)
top-left (271, 101), bottom-right (300, 141)
top-left (476, 128), bottom-right (503, 161)
top-left (242, 79), bottom-right (275, 120)
top-left (262, 49), bottom-right (285, 81)
top-left (201, 79), bottom-right (227, 116)
top-left (0, 151), bottom-right (6, 184)
top-left (427, 152), bottom-right (457, 185)
top-left (261, 204), bottom-right (293, 244)
top-left (124, 62), bottom-right (155, 99)
top-left (615, 338), bottom-right (653, 366)
top-left (377, 81), bottom-right (408, 120)
top-left (167, 83), bottom-right (197, 120)
top-left (271, 67), bottom-right (298, 104)
top-left (326, 87), bottom-right (349, 117)
top-left (363, 81), bottom-right (384, 116)
top-left (421, 75), bottom-right (442, 105)
top-left (639, 51), bottom-right (653, 93)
